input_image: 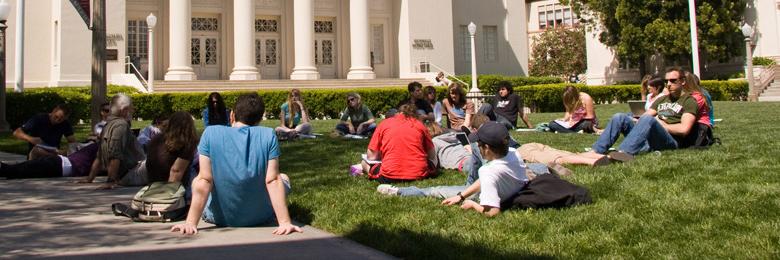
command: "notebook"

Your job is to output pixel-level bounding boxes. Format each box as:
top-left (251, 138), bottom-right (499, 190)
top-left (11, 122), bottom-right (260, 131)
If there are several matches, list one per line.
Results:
top-left (628, 100), bottom-right (646, 117)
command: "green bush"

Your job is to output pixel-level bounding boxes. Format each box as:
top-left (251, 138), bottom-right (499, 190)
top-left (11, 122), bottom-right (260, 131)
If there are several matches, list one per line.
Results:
top-left (752, 57), bottom-right (776, 66)
top-left (448, 74), bottom-right (562, 94)
top-left (5, 81), bottom-right (746, 127)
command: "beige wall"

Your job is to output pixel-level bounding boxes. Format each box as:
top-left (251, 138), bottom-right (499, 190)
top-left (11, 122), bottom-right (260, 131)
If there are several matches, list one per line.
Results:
top-left (5, 0), bottom-right (53, 87)
top-left (394, 0), bottom-right (455, 79)
top-left (451, 0), bottom-right (528, 77)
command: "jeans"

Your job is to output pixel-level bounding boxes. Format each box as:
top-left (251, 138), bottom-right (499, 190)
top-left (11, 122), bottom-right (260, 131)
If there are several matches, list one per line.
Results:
top-left (335, 122), bottom-right (376, 136)
top-left (478, 103), bottom-right (515, 130)
top-left (548, 119), bottom-right (596, 133)
top-left (592, 113), bottom-right (677, 155)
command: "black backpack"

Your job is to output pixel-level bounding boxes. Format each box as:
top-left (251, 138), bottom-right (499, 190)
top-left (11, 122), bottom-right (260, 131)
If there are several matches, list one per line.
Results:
top-left (501, 174), bottom-right (592, 210)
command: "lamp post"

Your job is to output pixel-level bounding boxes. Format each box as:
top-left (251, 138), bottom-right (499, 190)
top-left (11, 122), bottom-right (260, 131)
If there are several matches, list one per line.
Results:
top-left (467, 22), bottom-right (478, 93)
top-left (0, 0), bottom-right (11, 132)
top-left (741, 23), bottom-right (755, 101)
top-left (688, 0), bottom-right (700, 77)
top-left (146, 13), bottom-right (156, 93)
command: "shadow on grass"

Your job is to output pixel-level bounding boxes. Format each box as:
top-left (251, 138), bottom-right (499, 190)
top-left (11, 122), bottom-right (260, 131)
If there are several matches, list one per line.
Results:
top-left (343, 223), bottom-right (554, 260)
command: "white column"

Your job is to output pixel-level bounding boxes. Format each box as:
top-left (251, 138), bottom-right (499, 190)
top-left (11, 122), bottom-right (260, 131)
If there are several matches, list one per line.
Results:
top-left (165, 0), bottom-right (197, 80)
top-left (346, 0), bottom-right (375, 79)
top-left (14, 0), bottom-right (23, 92)
top-left (230, 0), bottom-right (260, 80)
top-left (290, 0), bottom-right (319, 80)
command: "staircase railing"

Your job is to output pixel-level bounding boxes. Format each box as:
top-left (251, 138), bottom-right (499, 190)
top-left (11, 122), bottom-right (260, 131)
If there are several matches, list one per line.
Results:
top-left (755, 64), bottom-right (776, 95)
top-left (427, 62), bottom-right (470, 88)
top-left (124, 56), bottom-right (149, 91)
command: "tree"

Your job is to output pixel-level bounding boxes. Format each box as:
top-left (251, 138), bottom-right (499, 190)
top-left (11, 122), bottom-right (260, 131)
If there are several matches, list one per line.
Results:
top-left (563, 0), bottom-right (746, 77)
top-left (529, 28), bottom-right (587, 78)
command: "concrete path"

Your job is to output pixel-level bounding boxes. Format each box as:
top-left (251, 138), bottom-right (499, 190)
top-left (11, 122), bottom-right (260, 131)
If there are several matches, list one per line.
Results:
top-left (0, 177), bottom-right (395, 259)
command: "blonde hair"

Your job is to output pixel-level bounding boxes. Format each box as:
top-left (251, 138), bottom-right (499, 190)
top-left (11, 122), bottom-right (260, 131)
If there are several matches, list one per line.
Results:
top-left (286, 89), bottom-right (303, 127)
top-left (562, 85), bottom-right (582, 113)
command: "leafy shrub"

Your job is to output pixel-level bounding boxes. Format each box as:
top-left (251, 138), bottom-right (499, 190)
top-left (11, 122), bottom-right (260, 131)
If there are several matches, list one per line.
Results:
top-left (752, 57), bottom-right (776, 66)
top-left (4, 81), bottom-right (746, 127)
top-left (448, 74), bottom-right (562, 94)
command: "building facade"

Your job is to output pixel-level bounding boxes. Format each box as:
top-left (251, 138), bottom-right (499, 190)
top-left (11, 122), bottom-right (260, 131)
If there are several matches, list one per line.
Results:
top-left (2, 0), bottom-right (529, 88)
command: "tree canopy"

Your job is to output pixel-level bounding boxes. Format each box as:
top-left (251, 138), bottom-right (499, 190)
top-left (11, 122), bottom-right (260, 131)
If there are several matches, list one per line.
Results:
top-left (529, 28), bottom-right (587, 77)
top-left (563, 0), bottom-right (746, 76)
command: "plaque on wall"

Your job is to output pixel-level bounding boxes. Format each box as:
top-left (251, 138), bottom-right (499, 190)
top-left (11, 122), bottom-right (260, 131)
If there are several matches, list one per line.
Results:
top-left (106, 49), bottom-right (118, 61)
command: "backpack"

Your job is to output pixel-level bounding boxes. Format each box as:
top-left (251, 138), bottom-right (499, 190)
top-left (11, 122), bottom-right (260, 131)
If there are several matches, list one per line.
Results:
top-left (501, 174), bottom-right (592, 210)
top-left (687, 123), bottom-right (721, 149)
top-left (111, 182), bottom-right (188, 222)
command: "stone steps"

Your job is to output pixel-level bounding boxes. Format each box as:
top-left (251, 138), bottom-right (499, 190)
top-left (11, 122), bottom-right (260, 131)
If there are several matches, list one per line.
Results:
top-left (153, 78), bottom-right (429, 93)
top-left (758, 96), bottom-right (780, 102)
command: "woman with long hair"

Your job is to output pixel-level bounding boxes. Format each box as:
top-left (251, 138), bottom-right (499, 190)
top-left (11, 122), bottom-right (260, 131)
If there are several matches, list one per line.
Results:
top-left (441, 83), bottom-right (475, 131)
top-left (276, 89), bottom-right (312, 140)
top-left (146, 111), bottom-right (198, 183)
top-left (202, 92), bottom-right (230, 127)
top-left (548, 85), bottom-right (599, 133)
top-left (335, 92), bottom-right (376, 136)
top-left (424, 86), bottom-right (443, 126)
top-left (683, 71), bottom-right (712, 127)
top-left (641, 76), bottom-right (666, 110)
top-left (350, 103), bottom-right (437, 183)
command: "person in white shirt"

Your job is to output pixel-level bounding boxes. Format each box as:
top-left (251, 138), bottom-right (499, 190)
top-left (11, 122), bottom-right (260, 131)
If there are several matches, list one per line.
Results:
top-left (377, 122), bottom-right (528, 217)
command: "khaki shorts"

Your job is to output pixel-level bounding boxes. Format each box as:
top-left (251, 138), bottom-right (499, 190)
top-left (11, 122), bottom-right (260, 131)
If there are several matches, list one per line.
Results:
top-left (518, 143), bottom-right (575, 164)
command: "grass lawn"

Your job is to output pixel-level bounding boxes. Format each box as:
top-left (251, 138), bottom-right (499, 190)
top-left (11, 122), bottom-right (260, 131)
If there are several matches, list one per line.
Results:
top-left (2, 101), bottom-right (779, 258)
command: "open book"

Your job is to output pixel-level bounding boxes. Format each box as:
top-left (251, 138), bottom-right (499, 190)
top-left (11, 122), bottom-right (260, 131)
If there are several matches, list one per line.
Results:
top-left (553, 119), bottom-right (572, 129)
top-left (343, 134), bottom-right (367, 140)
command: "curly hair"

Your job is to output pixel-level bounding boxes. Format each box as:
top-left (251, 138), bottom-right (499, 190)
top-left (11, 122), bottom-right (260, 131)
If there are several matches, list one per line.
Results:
top-left (162, 111), bottom-right (198, 155)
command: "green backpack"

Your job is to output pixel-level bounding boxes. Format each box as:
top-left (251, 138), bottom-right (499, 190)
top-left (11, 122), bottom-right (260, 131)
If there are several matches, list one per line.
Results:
top-left (112, 182), bottom-right (188, 222)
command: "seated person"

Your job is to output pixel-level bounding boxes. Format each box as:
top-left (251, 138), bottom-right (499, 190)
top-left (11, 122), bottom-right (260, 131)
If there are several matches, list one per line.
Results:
top-left (0, 142), bottom-right (98, 179)
top-left (424, 86), bottom-right (443, 126)
top-left (275, 89), bottom-right (313, 140)
top-left (80, 94), bottom-right (146, 189)
top-left (392, 81), bottom-right (434, 122)
top-left (137, 114), bottom-right (166, 152)
top-left (441, 83), bottom-right (475, 131)
top-left (588, 68), bottom-right (699, 159)
top-left (479, 81), bottom-right (534, 129)
top-left (13, 104), bottom-right (77, 160)
top-left (202, 92), bottom-right (231, 127)
top-left (92, 102), bottom-right (111, 139)
top-left (352, 103), bottom-right (437, 183)
top-left (548, 86), bottom-right (599, 133)
top-left (641, 76), bottom-right (666, 112)
top-left (433, 72), bottom-right (451, 87)
top-left (171, 93), bottom-right (301, 235)
top-left (334, 92), bottom-right (376, 137)
top-left (145, 111), bottom-right (197, 183)
top-left (377, 122), bottom-right (528, 217)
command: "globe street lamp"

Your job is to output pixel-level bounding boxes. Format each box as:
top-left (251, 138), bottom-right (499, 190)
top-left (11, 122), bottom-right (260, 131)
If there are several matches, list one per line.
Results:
top-left (146, 13), bottom-right (157, 93)
top-left (0, 0), bottom-right (11, 132)
top-left (741, 23), bottom-right (755, 101)
top-left (467, 22), bottom-right (478, 93)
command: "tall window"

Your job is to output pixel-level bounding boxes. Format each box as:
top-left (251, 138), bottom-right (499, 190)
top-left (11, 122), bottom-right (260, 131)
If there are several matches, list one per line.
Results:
top-left (537, 4), bottom-right (578, 30)
top-left (127, 20), bottom-right (149, 60)
top-left (460, 25), bottom-right (471, 63)
top-left (483, 25), bottom-right (498, 62)
top-left (371, 24), bottom-right (384, 65)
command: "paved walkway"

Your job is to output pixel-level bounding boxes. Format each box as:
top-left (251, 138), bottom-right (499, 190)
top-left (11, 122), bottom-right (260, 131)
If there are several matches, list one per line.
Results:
top-left (0, 177), bottom-right (395, 259)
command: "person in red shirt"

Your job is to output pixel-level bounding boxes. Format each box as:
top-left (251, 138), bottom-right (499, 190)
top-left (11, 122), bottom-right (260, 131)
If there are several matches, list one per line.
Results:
top-left (354, 103), bottom-right (437, 183)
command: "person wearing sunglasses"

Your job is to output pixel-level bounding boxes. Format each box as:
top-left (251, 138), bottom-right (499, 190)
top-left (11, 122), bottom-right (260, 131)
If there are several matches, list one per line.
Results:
top-left (335, 92), bottom-right (376, 137)
top-left (588, 68), bottom-right (699, 161)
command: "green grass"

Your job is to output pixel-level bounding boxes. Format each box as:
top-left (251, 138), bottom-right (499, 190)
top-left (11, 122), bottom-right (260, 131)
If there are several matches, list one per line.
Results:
top-left (2, 102), bottom-right (779, 259)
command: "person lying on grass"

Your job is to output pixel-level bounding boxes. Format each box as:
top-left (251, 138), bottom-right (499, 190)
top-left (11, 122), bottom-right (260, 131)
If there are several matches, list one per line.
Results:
top-left (377, 122), bottom-right (527, 217)
top-left (171, 93), bottom-right (301, 236)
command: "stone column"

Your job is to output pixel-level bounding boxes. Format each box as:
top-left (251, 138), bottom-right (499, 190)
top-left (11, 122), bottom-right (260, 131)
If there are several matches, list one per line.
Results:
top-left (165, 0), bottom-right (197, 80)
top-left (290, 0), bottom-right (320, 80)
top-left (230, 0), bottom-right (261, 80)
top-left (347, 0), bottom-right (375, 79)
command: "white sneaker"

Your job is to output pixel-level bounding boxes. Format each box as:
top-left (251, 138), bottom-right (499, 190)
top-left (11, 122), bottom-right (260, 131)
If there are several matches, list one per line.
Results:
top-left (376, 184), bottom-right (399, 196)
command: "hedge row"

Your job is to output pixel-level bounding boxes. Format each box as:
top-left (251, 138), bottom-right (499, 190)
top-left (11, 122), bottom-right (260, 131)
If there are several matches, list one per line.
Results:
top-left (6, 80), bottom-right (747, 127)
top-left (450, 74), bottom-right (563, 94)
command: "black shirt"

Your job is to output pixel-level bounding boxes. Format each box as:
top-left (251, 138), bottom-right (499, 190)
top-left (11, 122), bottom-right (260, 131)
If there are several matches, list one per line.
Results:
top-left (491, 94), bottom-right (524, 127)
top-left (145, 135), bottom-right (195, 182)
top-left (20, 113), bottom-right (74, 151)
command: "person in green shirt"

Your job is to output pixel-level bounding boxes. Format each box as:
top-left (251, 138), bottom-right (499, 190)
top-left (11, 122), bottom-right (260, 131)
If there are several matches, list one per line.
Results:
top-left (589, 68), bottom-right (699, 160)
top-left (335, 92), bottom-right (376, 137)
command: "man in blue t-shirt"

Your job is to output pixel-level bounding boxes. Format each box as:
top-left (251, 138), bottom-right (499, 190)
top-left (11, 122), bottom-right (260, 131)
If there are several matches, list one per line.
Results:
top-left (171, 93), bottom-right (301, 236)
top-left (13, 104), bottom-right (77, 159)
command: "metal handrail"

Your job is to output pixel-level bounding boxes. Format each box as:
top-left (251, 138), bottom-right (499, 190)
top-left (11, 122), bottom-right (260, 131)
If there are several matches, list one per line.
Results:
top-left (124, 56), bottom-right (149, 90)
top-left (427, 62), bottom-right (470, 87)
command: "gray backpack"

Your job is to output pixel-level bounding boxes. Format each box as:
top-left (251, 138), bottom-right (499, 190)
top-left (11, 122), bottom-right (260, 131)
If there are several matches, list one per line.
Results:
top-left (112, 182), bottom-right (188, 222)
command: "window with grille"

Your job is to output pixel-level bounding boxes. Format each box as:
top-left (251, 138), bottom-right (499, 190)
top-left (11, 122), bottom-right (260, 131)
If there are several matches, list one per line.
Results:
top-left (460, 25), bottom-right (471, 63)
top-left (483, 25), bottom-right (498, 62)
top-left (192, 18), bottom-right (219, 31)
top-left (537, 4), bottom-right (578, 30)
top-left (127, 20), bottom-right (149, 60)
top-left (371, 24), bottom-right (384, 64)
